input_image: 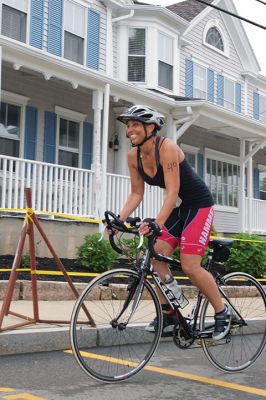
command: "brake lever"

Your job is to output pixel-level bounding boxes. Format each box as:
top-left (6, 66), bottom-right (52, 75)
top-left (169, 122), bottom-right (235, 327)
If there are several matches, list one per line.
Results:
top-left (98, 222), bottom-right (106, 242)
top-left (137, 234), bottom-right (144, 249)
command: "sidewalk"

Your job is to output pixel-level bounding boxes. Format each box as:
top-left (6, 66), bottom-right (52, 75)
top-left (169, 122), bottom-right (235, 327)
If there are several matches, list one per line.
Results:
top-left (0, 280), bottom-right (264, 356)
top-left (0, 280), bottom-right (197, 355)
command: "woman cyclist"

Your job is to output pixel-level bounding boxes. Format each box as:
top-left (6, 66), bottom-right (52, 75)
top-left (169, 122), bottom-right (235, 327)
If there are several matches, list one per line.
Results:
top-left (116, 105), bottom-right (231, 340)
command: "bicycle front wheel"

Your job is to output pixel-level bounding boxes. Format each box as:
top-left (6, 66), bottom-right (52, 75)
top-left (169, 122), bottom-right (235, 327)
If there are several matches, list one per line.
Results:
top-left (70, 268), bottom-right (162, 382)
top-left (200, 272), bottom-right (266, 372)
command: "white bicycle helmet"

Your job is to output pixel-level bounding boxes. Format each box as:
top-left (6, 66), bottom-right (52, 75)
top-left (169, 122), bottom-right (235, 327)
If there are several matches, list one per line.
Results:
top-left (117, 105), bottom-right (165, 131)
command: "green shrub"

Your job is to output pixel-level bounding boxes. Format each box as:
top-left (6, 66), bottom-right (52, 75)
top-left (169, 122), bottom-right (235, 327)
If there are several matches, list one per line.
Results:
top-left (76, 233), bottom-right (119, 273)
top-left (224, 233), bottom-right (266, 278)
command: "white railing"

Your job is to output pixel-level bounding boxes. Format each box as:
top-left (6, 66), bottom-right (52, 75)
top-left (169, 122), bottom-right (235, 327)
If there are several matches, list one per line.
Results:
top-left (245, 197), bottom-right (266, 234)
top-left (106, 172), bottom-right (164, 218)
top-left (0, 155), bottom-right (95, 216)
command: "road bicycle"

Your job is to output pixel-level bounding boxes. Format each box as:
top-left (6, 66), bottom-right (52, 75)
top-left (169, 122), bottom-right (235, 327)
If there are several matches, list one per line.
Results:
top-left (70, 211), bottom-right (266, 383)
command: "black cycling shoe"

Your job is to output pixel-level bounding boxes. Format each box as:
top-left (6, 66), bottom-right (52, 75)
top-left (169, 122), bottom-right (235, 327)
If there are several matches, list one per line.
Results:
top-left (213, 305), bottom-right (232, 340)
top-left (145, 313), bottom-right (176, 337)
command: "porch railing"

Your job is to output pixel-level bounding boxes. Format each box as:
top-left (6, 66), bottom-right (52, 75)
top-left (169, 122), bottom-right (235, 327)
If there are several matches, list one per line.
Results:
top-left (0, 155), bottom-right (94, 217)
top-left (245, 197), bottom-right (266, 234)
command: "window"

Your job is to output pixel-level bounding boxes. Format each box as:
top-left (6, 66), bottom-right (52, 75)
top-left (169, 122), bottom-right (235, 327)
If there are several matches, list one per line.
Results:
top-left (0, 102), bottom-right (21, 157)
top-left (206, 158), bottom-right (239, 207)
top-left (259, 170), bottom-right (266, 200)
top-left (58, 118), bottom-right (80, 168)
top-left (128, 28), bottom-right (146, 82)
top-left (260, 95), bottom-right (266, 123)
top-left (64, 0), bottom-right (86, 65)
top-left (158, 33), bottom-right (173, 90)
top-left (194, 64), bottom-right (207, 99)
top-left (206, 27), bottom-right (224, 51)
top-left (224, 78), bottom-right (234, 111)
top-left (1, 4), bottom-right (26, 43)
top-left (64, 31), bottom-right (84, 64)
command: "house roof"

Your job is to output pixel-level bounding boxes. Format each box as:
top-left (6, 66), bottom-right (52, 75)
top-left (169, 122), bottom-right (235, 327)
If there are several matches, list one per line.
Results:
top-left (167, 0), bottom-right (213, 21)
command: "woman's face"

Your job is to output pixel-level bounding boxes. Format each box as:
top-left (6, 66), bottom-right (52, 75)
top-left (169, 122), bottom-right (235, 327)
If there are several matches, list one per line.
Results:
top-left (126, 120), bottom-right (154, 146)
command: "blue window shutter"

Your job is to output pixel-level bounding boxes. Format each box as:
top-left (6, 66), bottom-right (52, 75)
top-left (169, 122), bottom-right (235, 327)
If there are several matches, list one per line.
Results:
top-left (253, 91), bottom-right (260, 120)
top-left (185, 59), bottom-right (193, 97)
top-left (217, 74), bottom-right (224, 106)
top-left (44, 111), bottom-right (56, 163)
top-left (24, 106), bottom-right (37, 160)
top-left (82, 122), bottom-right (93, 169)
top-left (197, 153), bottom-right (204, 178)
top-left (253, 168), bottom-right (260, 199)
top-left (30, 0), bottom-right (44, 49)
top-left (48, 0), bottom-right (63, 56)
top-left (235, 82), bottom-right (241, 113)
top-left (87, 9), bottom-right (100, 70)
top-left (207, 69), bottom-right (214, 102)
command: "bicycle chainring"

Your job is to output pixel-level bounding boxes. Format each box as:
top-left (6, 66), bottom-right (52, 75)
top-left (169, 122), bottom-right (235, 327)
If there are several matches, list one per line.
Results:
top-left (173, 322), bottom-right (195, 349)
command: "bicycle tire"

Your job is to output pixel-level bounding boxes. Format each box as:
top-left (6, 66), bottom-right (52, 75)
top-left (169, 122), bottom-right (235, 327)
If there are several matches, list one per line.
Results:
top-left (200, 272), bottom-right (266, 372)
top-left (70, 268), bottom-right (162, 382)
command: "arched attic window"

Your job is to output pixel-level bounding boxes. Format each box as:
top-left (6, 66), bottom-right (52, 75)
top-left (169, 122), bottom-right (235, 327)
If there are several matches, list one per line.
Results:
top-left (203, 20), bottom-right (229, 57)
top-left (206, 26), bottom-right (224, 51)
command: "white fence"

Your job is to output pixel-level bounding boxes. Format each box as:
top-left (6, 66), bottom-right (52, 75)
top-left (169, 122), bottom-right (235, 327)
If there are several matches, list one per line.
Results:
top-left (245, 197), bottom-right (266, 234)
top-left (106, 172), bottom-right (164, 218)
top-left (0, 155), bottom-right (94, 216)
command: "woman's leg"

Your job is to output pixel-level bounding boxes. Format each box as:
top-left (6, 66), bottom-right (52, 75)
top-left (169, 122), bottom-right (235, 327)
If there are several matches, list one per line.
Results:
top-left (180, 253), bottom-right (224, 313)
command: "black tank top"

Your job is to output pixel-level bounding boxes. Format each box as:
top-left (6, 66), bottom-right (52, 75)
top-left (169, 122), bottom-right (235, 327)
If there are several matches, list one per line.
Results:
top-left (137, 137), bottom-right (214, 208)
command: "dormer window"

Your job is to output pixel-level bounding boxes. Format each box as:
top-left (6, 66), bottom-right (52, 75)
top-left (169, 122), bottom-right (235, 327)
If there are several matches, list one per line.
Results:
top-left (206, 27), bottom-right (224, 51)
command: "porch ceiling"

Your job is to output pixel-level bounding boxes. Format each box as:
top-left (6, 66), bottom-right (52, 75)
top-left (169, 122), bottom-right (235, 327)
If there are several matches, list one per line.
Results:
top-left (172, 101), bottom-right (266, 142)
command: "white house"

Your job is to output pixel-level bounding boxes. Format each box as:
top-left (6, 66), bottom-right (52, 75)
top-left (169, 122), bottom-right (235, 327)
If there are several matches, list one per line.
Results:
top-left (0, 0), bottom-right (265, 257)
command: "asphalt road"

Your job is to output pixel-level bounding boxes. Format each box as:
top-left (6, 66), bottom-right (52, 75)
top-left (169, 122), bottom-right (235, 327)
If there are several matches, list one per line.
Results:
top-left (0, 340), bottom-right (266, 400)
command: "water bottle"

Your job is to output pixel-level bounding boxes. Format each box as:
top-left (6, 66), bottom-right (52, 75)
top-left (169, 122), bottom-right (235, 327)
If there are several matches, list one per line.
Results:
top-left (164, 274), bottom-right (189, 309)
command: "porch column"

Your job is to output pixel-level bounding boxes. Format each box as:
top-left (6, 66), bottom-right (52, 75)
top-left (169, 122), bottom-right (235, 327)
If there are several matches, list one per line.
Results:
top-left (239, 139), bottom-right (246, 232)
top-left (113, 106), bottom-right (128, 175)
top-left (92, 90), bottom-right (103, 219)
top-left (100, 83), bottom-right (110, 217)
top-left (247, 142), bottom-right (253, 233)
top-left (0, 46), bottom-right (2, 103)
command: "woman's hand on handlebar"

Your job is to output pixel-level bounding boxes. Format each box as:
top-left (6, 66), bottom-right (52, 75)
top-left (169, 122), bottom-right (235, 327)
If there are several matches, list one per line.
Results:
top-left (139, 218), bottom-right (162, 237)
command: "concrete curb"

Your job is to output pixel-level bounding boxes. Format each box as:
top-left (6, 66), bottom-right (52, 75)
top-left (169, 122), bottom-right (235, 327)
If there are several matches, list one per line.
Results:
top-left (0, 326), bottom-right (71, 355)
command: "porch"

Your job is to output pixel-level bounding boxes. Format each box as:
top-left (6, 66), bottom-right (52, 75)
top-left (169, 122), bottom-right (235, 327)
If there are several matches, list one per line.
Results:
top-left (1, 154), bottom-right (266, 235)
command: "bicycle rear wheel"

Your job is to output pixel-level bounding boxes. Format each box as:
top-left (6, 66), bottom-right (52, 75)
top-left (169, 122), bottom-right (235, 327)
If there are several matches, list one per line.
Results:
top-left (70, 268), bottom-right (162, 382)
top-left (200, 272), bottom-right (266, 372)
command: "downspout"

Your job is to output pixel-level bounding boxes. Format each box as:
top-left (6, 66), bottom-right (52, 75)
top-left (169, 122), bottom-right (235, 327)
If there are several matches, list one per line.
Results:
top-left (239, 139), bottom-right (246, 232)
top-left (112, 9), bottom-right (134, 23)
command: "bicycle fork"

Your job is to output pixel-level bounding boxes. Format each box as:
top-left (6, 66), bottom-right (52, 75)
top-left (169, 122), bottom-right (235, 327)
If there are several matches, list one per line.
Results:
top-left (110, 275), bottom-right (145, 330)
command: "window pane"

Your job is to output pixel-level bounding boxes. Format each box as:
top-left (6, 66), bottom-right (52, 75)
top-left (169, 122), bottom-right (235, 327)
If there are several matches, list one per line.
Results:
top-left (206, 27), bottom-right (224, 51)
top-left (68, 121), bottom-right (79, 148)
top-left (7, 104), bottom-right (20, 136)
top-left (260, 95), bottom-right (266, 123)
top-left (158, 61), bottom-right (173, 90)
top-left (59, 150), bottom-right (78, 168)
top-left (194, 64), bottom-right (206, 99)
top-left (0, 137), bottom-right (19, 157)
top-left (224, 78), bottom-right (234, 111)
top-left (159, 33), bottom-right (173, 65)
top-left (128, 28), bottom-right (145, 55)
top-left (64, 31), bottom-right (84, 65)
top-left (260, 171), bottom-right (266, 200)
top-left (206, 158), bottom-right (239, 206)
top-left (2, 5), bottom-right (26, 43)
top-left (59, 119), bottom-right (68, 147)
top-left (128, 56), bottom-right (145, 82)
top-left (128, 28), bottom-right (145, 82)
top-left (184, 152), bottom-right (196, 170)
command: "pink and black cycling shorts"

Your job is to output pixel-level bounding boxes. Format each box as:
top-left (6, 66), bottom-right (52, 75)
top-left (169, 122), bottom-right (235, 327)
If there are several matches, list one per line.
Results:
top-left (158, 206), bottom-right (214, 257)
